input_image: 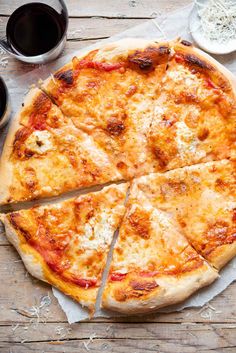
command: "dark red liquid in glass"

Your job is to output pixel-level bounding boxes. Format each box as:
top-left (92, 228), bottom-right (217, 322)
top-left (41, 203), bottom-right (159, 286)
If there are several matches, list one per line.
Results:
top-left (7, 3), bottom-right (66, 56)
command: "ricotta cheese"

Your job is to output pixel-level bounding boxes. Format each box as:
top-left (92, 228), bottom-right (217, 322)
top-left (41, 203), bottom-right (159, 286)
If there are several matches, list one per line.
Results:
top-left (25, 130), bottom-right (54, 154)
top-left (175, 121), bottom-right (206, 161)
top-left (74, 210), bottom-right (114, 250)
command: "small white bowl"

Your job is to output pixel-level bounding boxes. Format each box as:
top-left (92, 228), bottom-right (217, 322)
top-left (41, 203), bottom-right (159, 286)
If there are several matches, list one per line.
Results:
top-left (189, 2), bottom-right (236, 55)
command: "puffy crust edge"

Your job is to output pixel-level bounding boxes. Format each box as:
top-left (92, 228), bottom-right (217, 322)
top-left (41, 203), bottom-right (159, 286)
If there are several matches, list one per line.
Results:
top-left (171, 39), bottom-right (236, 96)
top-left (42, 38), bottom-right (169, 92)
top-left (92, 38), bottom-right (168, 61)
top-left (0, 213), bottom-right (98, 312)
top-left (102, 263), bottom-right (218, 314)
top-left (42, 37), bottom-right (236, 97)
top-left (0, 88), bottom-right (47, 206)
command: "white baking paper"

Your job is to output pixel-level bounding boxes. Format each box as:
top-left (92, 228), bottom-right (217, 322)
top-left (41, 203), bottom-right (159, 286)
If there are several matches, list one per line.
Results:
top-left (1, 2), bottom-right (236, 323)
top-left (53, 257), bottom-right (236, 324)
top-left (52, 3), bottom-right (236, 323)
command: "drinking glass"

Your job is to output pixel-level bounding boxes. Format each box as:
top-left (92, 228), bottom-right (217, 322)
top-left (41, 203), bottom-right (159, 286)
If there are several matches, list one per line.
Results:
top-left (0, 0), bottom-right (68, 64)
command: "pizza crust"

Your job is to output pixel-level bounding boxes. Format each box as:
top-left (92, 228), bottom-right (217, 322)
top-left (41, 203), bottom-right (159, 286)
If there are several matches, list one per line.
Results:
top-left (0, 85), bottom-right (124, 205)
top-left (102, 263), bottom-right (218, 314)
top-left (93, 38), bottom-right (164, 61)
top-left (102, 174), bottom-right (221, 314)
top-left (0, 183), bottom-right (129, 312)
top-left (0, 38), bottom-right (235, 316)
top-left (0, 213), bottom-right (98, 311)
top-left (171, 39), bottom-right (236, 95)
top-left (0, 88), bottom-right (47, 205)
top-left (131, 160), bottom-right (236, 270)
top-left (42, 38), bottom-right (168, 93)
top-left (0, 213), bottom-right (45, 280)
top-left (45, 37), bottom-right (236, 95)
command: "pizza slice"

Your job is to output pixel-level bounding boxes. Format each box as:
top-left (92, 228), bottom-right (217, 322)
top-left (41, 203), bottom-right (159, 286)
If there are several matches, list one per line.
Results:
top-left (102, 190), bottom-right (218, 314)
top-left (0, 88), bottom-right (122, 205)
top-left (148, 39), bottom-right (236, 171)
top-left (133, 159), bottom-right (236, 269)
top-left (42, 39), bottom-right (171, 178)
top-left (0, 183), bottom-right (128, 312)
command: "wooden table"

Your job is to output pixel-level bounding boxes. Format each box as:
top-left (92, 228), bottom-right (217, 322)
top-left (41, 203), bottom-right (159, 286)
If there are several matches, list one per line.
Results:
top-left (0, 1), bottom-right (236, 352)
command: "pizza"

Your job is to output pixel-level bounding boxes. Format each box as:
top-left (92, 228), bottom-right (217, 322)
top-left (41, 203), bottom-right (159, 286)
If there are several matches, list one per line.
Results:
top-left (0, 38), bottom-right (235, 317)
top-left (0, 183), bottom-right (128, 312)
top-left (0, 88), bottom-right (122, 205)
top-left (102, 192), bottom-right (218, 313)
top-left (148, 41), bottom-right (236, 171)
top-left (0, 39), bottom-right (235, 205)
top-left (42, 39), bottom-right (171, 179)
top-left (43, 38), bottom-right (235, 178)
top-left (129, 160), bottom-right (236, 269)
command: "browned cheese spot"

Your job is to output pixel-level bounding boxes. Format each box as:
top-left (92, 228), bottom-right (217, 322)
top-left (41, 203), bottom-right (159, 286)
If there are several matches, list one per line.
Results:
top-left (128, 46), bottom-right (170, 73)
top-left (54, 69), bottom-right (74, 85)
top-left (197, 128), bottom-right (209, 141)
top-left (202, 221), bottom-right (236, 256)
top-left (130, 280), bottom-right (158, 291)
top-left (106, 117), bottom-right (125, 136)
top-left (128, 208), bottom-right (150, 239)
top-left (183, 54), bottom-right (213, 71)
top-left (33, 92), bottom-right (52, 113)
top-left (152, 147), bottom-right (169, 168)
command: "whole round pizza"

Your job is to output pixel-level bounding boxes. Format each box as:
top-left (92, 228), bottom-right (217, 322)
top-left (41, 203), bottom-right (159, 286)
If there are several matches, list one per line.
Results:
top-left (0, 38), bottom-right (235, 315)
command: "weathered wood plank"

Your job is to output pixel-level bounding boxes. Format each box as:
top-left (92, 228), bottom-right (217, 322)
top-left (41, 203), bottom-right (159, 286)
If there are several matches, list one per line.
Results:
top-left (0, 0), bottom-right (191, 18)
top-left (67, 17), bottom-right (144, 40)
top-left (0, 322), bottom-right (236, 350)
top-left (0, 244), bottom-right (236, 324)
top-left (0, 232), bottom-right (7, 245)
top-left (0, 223), bottom-right (6, 245)
top-left (0, 336), bottom-right (236, 353)
top-left (0, 16), bottom-right (144, 41)
top-left (0, 245), bottom-right (68, 323)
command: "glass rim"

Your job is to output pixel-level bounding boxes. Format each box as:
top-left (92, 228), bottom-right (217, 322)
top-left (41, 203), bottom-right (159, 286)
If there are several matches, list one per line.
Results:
top-left (6, 1), bottom-right (69, 60)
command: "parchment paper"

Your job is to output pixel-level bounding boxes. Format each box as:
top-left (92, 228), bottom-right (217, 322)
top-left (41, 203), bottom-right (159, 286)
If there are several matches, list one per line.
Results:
top-left (53, 258), bottom-right (236, 324)
top-left (1, 3), bottom-right (236, 324)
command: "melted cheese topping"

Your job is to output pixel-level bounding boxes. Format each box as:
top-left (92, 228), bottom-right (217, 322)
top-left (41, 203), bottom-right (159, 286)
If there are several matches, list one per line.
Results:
top-left (7, 184), bottom-right (128, 286)
top-left (110, 201), bottom-right (204, 276)
top-left (164, 65), bottom-right (203, 87)
top-left (134, 160), bottom-right (236, 268)
top-left (8, 91), bottom-right (122, 203)
top-left (3, 42), bottom-right (235, 205)
top-left (148, 56), bottom-right (235, 171)
top-left (175, 121), bottom-right (206, 161)
top-left (42, 45), bottom-right (171, 179)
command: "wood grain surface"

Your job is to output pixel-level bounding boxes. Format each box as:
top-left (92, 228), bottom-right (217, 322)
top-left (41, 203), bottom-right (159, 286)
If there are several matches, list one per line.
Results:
top-left (0, 1), bottom-right (235, 352)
